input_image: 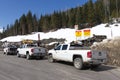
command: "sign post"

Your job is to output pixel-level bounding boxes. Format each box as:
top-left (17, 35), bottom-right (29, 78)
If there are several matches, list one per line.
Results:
top-left (38, 34), bottom-right (40, 46)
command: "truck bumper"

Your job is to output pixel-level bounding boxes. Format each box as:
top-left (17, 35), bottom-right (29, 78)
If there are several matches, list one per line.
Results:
top-left (31, 53), bottom-right (45, 57)
top-left (89, 59), bottom-right (107, 64)
top-left (8, 51), bottom-right (17, 54)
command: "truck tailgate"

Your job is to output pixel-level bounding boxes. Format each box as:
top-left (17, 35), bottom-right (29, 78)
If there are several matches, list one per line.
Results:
top-left (33, 47), bottom-right (46, 54)
top-left (92, 50), bottom-right (107, 59)
top-left (33, 48), bottom-right (40, 53)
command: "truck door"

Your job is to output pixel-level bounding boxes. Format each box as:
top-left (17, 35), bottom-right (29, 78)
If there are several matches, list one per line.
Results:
top-left (18, 45), bottom-right (26, 55)
top-left (53, 45), bottom-right (62, 59)
top-left (55, 44), bottom-right (70, 61)
top-left (60, 44), bottom-right (69, 61)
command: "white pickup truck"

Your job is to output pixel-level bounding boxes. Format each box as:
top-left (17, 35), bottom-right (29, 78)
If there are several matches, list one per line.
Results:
top-left (48, 43), bottom-right (107, 69)
top-left (17, 44), bottom-right (46, 60)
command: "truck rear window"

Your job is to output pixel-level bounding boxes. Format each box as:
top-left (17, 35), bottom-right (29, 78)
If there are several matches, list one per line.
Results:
top-left (69, 45), bottom-right (90, 50)
top-left (62, 45), bottom-right (68, 50)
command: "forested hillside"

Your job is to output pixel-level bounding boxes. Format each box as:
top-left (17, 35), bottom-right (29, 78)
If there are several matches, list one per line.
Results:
top-left (1, 0), bottom-right (120, 39)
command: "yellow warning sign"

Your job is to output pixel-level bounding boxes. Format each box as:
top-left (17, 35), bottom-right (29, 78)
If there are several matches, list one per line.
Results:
top-left (83, 29), bottom-right (91, 37)
top-left (75, 30), bottom-right (82, 37)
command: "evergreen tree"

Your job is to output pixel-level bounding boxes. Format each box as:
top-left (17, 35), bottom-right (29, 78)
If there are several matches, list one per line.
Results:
top-left (61, 11), bottom-right (68, 28)
top-left (19, 14), bottom-right (27, 35)
top-left (50, 11), bottom-right (63, 29)
top-left (87, 0), bottom-right (95, 24)
top-left (38, 15), bottom-right (44, 32)
top-left (94, 0), bottom-right (104, 24)
top-left (75, 7), bottom-right (83, 26)
top-left (67, 8), bottom-right (76, 27)
top-left (14, 19), bottom-right (19, 35)
top-left (33, 14), bottom-right (38, 32)
top-left (82, 3), bottom-right (88, 23)
top-left (42, 15), bottom-right (51, 31)
top-left (26, 11), bottom-right (33, 34)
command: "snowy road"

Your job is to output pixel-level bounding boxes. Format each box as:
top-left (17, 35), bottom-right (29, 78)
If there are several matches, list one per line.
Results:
top-left (0, 51), bottom-right (120, 80)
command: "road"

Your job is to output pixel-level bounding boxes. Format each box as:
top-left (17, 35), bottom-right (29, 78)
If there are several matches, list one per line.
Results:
top-left (0, 51), bottom-right (120, 80)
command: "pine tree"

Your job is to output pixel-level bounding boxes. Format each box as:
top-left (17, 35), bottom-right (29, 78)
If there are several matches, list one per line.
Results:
top-left (51, 11), bottom-right (59, 29)
top-left (75, 7), bottom-right (83, 26)
top-left (14, 19), bottom-right (19, 35)
top-left (42, 15), bottom-right (51, 31)
top-left (19, 14), bottom-right (27, 35)
top-left (82, 3), bottom-right (88, 23)
top-left (87, 0), bottom-right (95, 24)
top-left (61, 11), bottom-right (68, 28)
top-left (38, 15), bottom-right (44, 32)
top-left (33, 14), bottom-right (38, 32)
top-left (94, 0), bottom-right (104, 24)
top-left (67, 8), bottom-right (76, 27)
top-left (26, 11), bottom-right (33, 34)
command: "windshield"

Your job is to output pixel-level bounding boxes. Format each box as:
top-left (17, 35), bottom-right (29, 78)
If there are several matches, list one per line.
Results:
top-left (7, 45), bottom-right (17, 48)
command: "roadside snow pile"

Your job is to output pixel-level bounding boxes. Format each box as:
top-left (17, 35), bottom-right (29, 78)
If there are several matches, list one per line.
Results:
top-left (92, 23), bottom-right (120, 38)
top-left (0, 28), bottom-right (76, 43)
top-left (91, 37), bottom-right (120, 66)
top-left (1, 23), bottom-right (120, 43)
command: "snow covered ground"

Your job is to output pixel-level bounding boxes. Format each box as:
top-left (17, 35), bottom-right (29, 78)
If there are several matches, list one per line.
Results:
top-left (0, 23), bottom-right (120, 43)
top-left (92, 23), bottom-right (120, 38)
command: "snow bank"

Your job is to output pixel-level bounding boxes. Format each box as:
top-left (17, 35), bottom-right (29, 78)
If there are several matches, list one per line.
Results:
top-left (0, 28), bottom-right (76, 43)
top-left (1, 23), bottom-right (120, 43)
top-left (92, 23), bottom-right (120, 38)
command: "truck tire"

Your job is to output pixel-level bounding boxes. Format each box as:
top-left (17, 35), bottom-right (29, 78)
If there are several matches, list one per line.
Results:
top-left (17, 52), bottom-right (20, 58)
top-left (26, 53), bottom-right (31, 60)
top-left (48, 54), bottom-right (54, 63)
top-left (3, 52), bottom-right (6, 54)
top-left (6, 52), bottom-right (9, 55)
top-left (73, 57), bottom-right (83, 70)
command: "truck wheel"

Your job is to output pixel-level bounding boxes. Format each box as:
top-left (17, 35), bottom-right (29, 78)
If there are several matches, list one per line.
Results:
top-left (48, 54), bottom-right (54, 63)
top-left (73, 57), bottom-right (83, 70)
top-left (3, 52), bottom-right (6, 54)
top-left (17, 52), bottom-right (20, 58)
top-left (26, 54), bottom-right (31, 60)
top-left (6, 52), bottom-right (9, 55)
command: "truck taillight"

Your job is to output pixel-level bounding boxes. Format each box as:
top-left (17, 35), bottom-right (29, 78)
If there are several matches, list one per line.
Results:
top-left (31, 49), bottom-right (34, 52)
top-left (87, 51), bottom-right (92, 58)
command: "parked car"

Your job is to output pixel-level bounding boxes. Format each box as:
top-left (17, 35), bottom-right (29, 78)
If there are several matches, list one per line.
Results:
top-left (48, 43), bottom-right (107, 69)
top-left (17, 44), bottom-right (47, 60)
top-left (3, 45), bottom-right (17, 55)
